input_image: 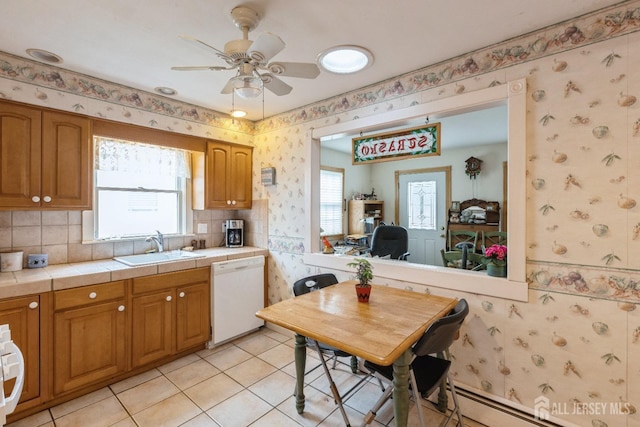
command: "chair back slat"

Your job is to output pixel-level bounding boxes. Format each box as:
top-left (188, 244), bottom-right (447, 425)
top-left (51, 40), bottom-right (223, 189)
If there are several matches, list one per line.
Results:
top-left (412, 299), bottom-right (469, 356)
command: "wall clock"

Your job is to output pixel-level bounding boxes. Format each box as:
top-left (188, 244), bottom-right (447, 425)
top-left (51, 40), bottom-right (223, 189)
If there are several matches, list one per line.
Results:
top-left (465, 156), bottom-right (482, 179)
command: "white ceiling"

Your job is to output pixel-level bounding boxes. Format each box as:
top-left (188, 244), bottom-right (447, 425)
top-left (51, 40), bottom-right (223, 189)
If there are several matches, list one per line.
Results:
top-left (1, 0), bottom-right (623, 121)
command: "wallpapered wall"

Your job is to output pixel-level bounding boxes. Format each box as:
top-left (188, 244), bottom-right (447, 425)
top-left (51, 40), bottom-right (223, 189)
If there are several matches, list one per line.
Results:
top-left (2, 2), bottom-right (640, 425)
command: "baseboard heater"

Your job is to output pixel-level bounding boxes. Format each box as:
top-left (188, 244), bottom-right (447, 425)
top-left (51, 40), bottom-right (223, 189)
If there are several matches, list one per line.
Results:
top-left (451, 385), bottom-right (571, 427)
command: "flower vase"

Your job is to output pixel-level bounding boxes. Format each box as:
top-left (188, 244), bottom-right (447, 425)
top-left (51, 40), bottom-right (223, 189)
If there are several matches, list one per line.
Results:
top-left (487, 263), bottom-right (507, 277)
top-left (355, 285), bottom-right (371, 303)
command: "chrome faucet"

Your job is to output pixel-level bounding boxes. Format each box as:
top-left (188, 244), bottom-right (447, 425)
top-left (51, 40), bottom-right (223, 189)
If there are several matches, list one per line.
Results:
top-left (145, 230), bottom-right (164, 253)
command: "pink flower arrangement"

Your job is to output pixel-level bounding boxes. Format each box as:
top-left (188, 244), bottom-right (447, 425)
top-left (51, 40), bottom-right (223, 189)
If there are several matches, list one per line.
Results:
top-left (484, 244), bottom-right (507, 265)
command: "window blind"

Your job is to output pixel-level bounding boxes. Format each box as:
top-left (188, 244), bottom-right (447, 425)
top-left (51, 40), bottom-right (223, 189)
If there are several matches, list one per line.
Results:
top-left (320, 168), bottom-right (344, 236)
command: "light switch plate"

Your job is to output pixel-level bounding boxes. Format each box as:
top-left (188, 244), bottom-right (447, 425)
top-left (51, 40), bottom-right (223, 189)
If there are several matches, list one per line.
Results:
top-left (197, 223), bottom-right (208, 233)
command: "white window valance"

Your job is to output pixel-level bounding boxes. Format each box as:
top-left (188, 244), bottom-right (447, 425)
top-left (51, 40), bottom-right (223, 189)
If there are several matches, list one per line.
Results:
top-left (94, 137), bottom-right (190, 178)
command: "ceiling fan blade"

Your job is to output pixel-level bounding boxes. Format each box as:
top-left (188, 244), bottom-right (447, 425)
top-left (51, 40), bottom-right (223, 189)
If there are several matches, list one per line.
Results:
top-left (220, 78), bottom-right (235, 95)
top-left (267, 62), bottom-right (320, 79)
top-left (247, 32), bottom-right (285, 64)
top-left (178, 34), bottom-right (234, 64)
top-left (261, 73), bottom-right (292, 96)
top-left (171, 66), bottom-right (229, 71)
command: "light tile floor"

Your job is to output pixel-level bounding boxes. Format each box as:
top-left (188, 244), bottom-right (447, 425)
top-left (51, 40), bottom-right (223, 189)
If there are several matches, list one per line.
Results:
top-left (8, 328), bottom-right (488, 427)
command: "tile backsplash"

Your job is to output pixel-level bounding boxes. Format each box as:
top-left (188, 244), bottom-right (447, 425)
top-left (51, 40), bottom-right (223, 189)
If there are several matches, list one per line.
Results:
top-left (0, 199), bottom-right (268, 267)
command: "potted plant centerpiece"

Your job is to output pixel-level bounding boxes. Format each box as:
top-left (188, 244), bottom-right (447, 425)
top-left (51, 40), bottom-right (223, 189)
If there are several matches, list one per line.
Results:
top-left (483, 244), bottom-right (507, 277)
top-left (347, 258), bottom-right (373, 302)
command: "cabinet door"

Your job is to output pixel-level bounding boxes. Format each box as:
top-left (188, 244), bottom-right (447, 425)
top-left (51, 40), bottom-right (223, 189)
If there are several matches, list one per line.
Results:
top-left (0, 296), bottom-right (41, 404)
top-left (131, 291), bottom-right (174, 368)
top-left (205, 141), bottom-right (252, 209)
top-left (176, 282), bottom-right (210, 352)
top-left (205, 141), bottom-right (231, 209)
top-left (0, 103), bottom-right (41, 208)
top-left (230, 145), bottom-right (252, 209)
top-left (41, 111), bottom-right (91, 208)
top-left (54, 300), bottom-right (126, 395)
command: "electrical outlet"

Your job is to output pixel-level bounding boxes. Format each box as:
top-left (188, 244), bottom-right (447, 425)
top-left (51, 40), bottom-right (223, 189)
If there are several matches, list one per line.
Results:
top-left (222, 222), bottom-right (227, 232)
top-left (197, 223), bottom-right (208, 233)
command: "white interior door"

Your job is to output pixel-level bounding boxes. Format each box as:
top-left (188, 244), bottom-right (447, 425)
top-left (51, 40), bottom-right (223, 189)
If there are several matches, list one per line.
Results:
top-left (398, 170), bottom-right (447, 265)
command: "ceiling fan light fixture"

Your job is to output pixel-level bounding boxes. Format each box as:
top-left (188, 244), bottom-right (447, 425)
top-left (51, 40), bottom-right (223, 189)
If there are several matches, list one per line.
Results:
top-left (231, 74), bottom-right (263, 99)
top-left (317, 45), bottom-right (373, 74)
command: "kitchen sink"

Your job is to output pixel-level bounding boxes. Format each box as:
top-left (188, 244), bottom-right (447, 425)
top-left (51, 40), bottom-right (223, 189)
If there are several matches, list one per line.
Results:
top-left (114, 251), bottom-right (205, 266)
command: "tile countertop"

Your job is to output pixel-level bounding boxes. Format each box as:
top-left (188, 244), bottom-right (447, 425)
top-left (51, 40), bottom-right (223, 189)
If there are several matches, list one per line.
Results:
top-left (0, 247), bottom-right (268, 299)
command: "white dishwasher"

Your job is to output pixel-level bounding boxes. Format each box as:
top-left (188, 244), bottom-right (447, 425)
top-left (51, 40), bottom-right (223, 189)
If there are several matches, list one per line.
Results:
top-left (210, 255), bottom-right (265, 346)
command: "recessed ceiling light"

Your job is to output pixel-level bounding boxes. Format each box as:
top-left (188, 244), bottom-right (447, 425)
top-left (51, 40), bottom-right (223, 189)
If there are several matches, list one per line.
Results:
top-left (230, 109), bottom-right (247, 118)
top-left (26, 48), bottom-right (63, 64)
top-left (317, 45), bottom-right (373, 74)
top-left (154, 86), bottom-right (177, 96)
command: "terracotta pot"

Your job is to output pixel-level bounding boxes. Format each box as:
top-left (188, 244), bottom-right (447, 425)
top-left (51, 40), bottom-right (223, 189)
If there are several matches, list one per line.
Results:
top-left (487, 264), bottom-right (507, 277)
top-left (355, 285), bottom-right (371, 303)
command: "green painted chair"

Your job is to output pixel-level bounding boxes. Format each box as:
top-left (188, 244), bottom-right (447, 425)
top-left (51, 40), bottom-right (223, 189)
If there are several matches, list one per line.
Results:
top-left (447, 230), bottom-right (478, 252)
top-left (482, 231), bottom-right (507, 250)
top-left (440, 249), bottom-right (485, 270)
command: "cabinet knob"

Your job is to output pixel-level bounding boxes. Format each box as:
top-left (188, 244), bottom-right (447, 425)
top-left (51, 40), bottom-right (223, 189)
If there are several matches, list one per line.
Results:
top-left (232, 200), bottom-right (237, 205)
top-left (89, 292), bottom-right (97, 299)
top-left (118, 305), bottom-right (125, 312)
top-left (179, 291), bottom-right (185, 298)
top-left (28, 302), bottom-right (38, 309)
top-left (226, 200), bottom-right (232, 205)
top-left (43, 196), bottom-right (52, 203)
top-left (166, 295), bottom-right (172, 302)
top-left (31, 196), bottom-right (40, 203)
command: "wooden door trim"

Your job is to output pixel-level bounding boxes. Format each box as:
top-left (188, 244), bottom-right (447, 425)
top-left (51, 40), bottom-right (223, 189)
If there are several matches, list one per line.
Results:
top-left (394, 166), bottom-right (452, 225)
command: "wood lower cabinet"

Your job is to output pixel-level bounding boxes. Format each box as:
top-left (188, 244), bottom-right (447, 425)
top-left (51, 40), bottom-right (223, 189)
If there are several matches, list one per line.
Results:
top-left (0, 295), bottom-right (43, 409)
top-left (205, 140), bottom-right (252, 209)
top-left (0, 101), bottom-right (91, 209)
top-left (53, 281), bottom-right (127, 395)
top-left (131, 268), bottom-right (210, 368)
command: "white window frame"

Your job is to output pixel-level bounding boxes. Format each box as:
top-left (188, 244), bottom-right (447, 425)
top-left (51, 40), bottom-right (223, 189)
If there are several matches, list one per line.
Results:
top-left (85, 136), bottom-right (193, 242)
top-left (320, 166), bottom-right (345, 238)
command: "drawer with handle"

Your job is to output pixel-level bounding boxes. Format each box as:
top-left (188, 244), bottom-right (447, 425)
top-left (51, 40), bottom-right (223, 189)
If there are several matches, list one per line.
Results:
top-left (54, 281), bottom-right (125, 311)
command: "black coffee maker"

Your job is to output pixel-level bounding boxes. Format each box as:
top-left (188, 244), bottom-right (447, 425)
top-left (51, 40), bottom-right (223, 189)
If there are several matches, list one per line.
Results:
top-left (225, 220), bottom-right (244, 247)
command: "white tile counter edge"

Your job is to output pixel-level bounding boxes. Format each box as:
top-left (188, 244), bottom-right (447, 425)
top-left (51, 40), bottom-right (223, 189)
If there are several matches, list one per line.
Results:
top-left (0, 247), bottom-right (268, 298)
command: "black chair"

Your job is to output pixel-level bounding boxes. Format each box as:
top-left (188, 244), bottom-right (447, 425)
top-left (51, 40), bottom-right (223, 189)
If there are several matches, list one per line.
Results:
top-left (292, 273), bottom-right (369, 426)
top-left (363, 299), bottom-right (469, 427)
top-left (369, 225), bottom-right (410, 260)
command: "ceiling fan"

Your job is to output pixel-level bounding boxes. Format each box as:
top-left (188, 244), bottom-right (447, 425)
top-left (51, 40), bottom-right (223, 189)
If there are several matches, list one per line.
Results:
top-left (172, 5), bottom-right (320, 98)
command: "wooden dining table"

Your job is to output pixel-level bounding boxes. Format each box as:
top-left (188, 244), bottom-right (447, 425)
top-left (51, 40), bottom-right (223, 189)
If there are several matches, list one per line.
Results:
top-left (255, 280), bottom-right (458, 427)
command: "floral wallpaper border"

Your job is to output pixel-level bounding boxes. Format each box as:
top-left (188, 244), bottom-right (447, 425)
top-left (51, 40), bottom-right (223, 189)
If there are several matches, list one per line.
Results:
top-left (528, 260), bottom-right (640, 304)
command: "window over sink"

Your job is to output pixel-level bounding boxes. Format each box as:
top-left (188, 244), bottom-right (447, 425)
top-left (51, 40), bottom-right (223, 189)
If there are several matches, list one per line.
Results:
top-left (91, 136), bottom-right (192, 240)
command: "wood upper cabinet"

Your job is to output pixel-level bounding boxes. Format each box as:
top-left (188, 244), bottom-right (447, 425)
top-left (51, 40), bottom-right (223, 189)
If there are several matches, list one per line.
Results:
top-left (131, 268), bottom-right (210, 368)
top-left (205, 140), bottom-right (252, 209)
top-left (53, 281), bottom-right (127, 395)
top-left (0, 102), bottom-right (41, 208)
top-left (0, 101), bottom-right (91, 209)
top-left (41, 111), bottom-right (92, 209)
top-left (0, 295), bottom-right (42, 409)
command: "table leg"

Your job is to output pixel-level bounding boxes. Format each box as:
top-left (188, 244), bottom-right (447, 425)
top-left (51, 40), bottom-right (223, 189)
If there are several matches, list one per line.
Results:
top-left (392, 349), bottom-right (412, 427)
top-left (294, 334), bottom-right (307, 414)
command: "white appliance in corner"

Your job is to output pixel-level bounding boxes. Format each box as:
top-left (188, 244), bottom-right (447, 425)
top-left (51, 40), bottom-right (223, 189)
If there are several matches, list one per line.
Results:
top-left (210, 256), bottom-right (265, 346)
top-left (0, 324), bottom-right (24, 426)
